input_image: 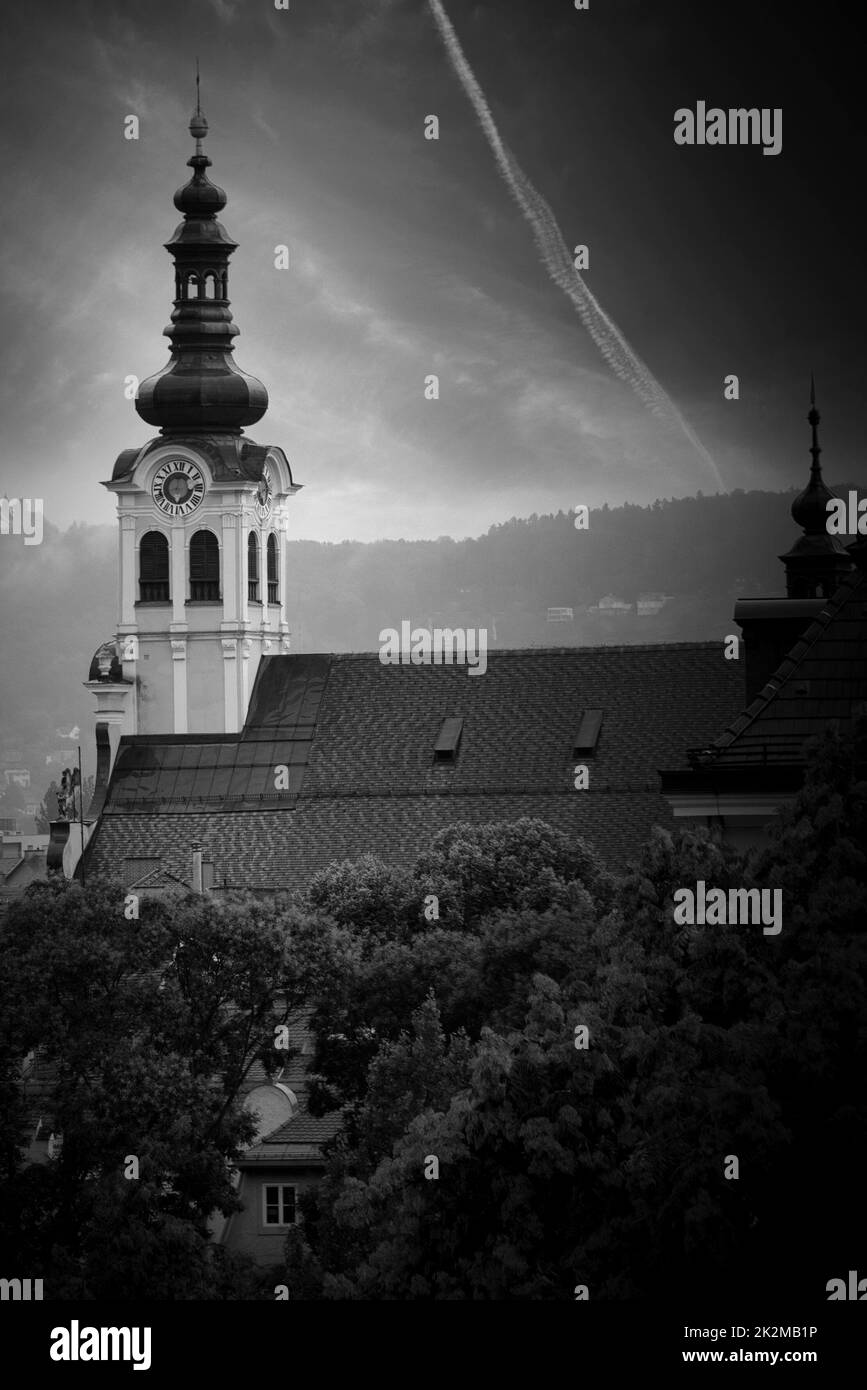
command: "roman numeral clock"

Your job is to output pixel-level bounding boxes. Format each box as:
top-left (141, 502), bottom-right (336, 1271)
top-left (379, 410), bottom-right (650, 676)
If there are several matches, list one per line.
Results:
top-left (151, 459), bottom-right (206, 518)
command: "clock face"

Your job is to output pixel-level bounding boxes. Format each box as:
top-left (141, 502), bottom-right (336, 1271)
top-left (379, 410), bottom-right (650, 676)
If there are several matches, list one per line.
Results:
top-left (255, 463), bottom-right (273, 520)
top-left (152, 458), bottom-right (205, 517)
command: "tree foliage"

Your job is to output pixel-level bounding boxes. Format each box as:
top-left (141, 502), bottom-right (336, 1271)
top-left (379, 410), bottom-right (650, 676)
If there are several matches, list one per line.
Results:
top-left (0, 881), bottom-right (317, 1298)
top-left (280, 730), bottom-right (867, 1299)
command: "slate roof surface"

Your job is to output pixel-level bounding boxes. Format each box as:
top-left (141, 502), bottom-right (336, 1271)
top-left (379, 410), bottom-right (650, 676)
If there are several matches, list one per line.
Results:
top-left (84, 645), bottom-right (744, 885)
top-left (689, 567), bottom-right (867, 770)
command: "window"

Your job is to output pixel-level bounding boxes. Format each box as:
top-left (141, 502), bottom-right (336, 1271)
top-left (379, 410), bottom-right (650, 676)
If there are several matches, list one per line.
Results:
top-left (267, 533), bottom-right (279, 603)
top-left (189, 530), bottom-right (220, 601)
top-left (204, 273), bottom-right (217, 300)
top-left (139, 531), bottom-right (169, 602)
top-left (262, 1183), bottom-right (296, 1227)
top-left (433, 717), bottom-right (463, 763)
top-left (248, 532), bottom-right (259, 602)
top-left (573, 708), bottom-right (603, 757)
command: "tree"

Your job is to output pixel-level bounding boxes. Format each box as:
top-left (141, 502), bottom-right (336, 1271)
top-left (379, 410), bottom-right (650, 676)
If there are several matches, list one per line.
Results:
top-left (301, 820), bottom-right (606, 1113)
top-left (0, 878), bottom-right (323, 1298)
top-left (284, 729), bottom-right (867, 1299)
top-left (34, 780), bottom-right (60, 832)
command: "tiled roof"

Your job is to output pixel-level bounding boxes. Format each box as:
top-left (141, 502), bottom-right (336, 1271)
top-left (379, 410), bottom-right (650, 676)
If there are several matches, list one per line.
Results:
top-left (238, 1111), bottom-right (343, 1163)
top-left (236, 1144), bottom-right (327, 1165)
top-left (237, 1008), bottom-right (342, 1162)
top-left (84, 645), bottom-right (744, 884)
top-left (688, 568), bottom-right (867, 770)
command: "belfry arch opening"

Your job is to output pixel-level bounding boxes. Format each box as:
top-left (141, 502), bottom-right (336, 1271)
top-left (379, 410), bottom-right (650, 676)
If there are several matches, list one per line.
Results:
top-left (139, 531), bottom-right (170, 603)
top-left (189, 529), bottom-right (220, 602)
top-left (248, 532), bottom-right (260, 601)
top-left (267, 533), bottom-right (279, 603)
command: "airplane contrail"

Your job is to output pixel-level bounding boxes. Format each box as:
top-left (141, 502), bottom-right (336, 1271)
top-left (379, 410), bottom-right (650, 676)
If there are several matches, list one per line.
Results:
top-left (426, 0), bottom-right (725, 492)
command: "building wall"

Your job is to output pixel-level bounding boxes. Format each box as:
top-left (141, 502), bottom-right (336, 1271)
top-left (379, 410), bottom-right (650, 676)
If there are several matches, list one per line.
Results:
top-left (186, 636), bottom-right (229, 734)
top-left (225, 1165), bottom-right (324, 1267)
top-left (135, 639), bottom-right (173, 735)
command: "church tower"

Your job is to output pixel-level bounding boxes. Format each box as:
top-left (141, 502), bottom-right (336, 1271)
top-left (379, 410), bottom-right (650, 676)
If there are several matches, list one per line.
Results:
top-left (733, 380), bottom-right (853, 703)
top-left (91, 85), bottom-right (300, 742)
top-left (777, 378), bottom-right (853, 601)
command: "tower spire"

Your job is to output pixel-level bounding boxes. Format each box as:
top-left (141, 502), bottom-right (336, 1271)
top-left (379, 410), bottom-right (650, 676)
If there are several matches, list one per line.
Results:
top-left (134, 90), bottom-right (268, 435)
top-left (778, 378), bottom-right (853, 599)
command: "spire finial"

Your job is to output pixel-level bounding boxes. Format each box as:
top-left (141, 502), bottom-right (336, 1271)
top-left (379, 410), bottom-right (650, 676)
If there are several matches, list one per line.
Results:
top-left (808, 374), bottom-right (821, 481)
top-left (189, 60), bottom-right (208, 147)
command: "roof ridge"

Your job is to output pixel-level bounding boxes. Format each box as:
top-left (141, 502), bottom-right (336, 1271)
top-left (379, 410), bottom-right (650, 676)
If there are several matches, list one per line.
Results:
top-left (319, 642), bottom-right (727, 659)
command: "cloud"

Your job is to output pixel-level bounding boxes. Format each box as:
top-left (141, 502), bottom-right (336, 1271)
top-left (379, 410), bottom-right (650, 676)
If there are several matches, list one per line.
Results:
top-left (203, 0), bottom-right (239, 24)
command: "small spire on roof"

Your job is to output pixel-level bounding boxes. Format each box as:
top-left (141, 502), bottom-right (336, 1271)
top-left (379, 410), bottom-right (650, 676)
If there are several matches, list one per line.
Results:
top-left (780, 375), bottom-right (854, 598)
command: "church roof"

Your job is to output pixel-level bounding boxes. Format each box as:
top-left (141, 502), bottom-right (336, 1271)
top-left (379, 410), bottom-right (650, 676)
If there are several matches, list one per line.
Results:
top-left (83, 644), bottom-right (743, 888)
top-left (670, 563), bottom-right (867, 780)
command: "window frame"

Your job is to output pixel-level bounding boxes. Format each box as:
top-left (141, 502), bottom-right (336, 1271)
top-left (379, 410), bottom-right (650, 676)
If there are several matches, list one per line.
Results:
top-left (261, 1182), bottom-right (297, 1229)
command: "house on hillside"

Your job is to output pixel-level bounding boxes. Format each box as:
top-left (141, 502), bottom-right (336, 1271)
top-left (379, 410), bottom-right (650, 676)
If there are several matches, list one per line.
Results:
top-left (588, 594), bottom-right (633, 617)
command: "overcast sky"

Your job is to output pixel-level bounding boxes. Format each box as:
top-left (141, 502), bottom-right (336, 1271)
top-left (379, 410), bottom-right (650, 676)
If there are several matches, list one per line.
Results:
top-left (1, 0), bottom-right (864, 542)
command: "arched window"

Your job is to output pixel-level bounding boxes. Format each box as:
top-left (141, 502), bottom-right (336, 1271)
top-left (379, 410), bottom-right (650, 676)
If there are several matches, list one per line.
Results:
top-left (248, 532), bottom-right (260, 601)
top-left (267, 533), bottom-right (279, 603)
top-left (186, 272), bottom-right (199, 300)
top-left (204, 273), bottom-right (217, 300)
top-left (139, 531), bottom-right (169, 602)
top-left (189, 530), bottom-right (220, 601)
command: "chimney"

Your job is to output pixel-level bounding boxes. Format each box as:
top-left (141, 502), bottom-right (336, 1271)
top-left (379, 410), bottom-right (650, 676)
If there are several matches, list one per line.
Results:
top-left (734, 597), bottom-right (825, 703)
top-left (191, 846), bottom-right (203, 895)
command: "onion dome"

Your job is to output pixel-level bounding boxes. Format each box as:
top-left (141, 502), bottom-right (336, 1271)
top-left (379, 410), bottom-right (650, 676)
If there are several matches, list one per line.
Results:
top-left (135, 75), bottom-right (268, 435)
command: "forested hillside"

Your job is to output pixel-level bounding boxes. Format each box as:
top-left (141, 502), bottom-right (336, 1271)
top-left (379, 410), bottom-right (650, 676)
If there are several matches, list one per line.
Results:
top-left (1, 487), bottom-right (857, 825)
